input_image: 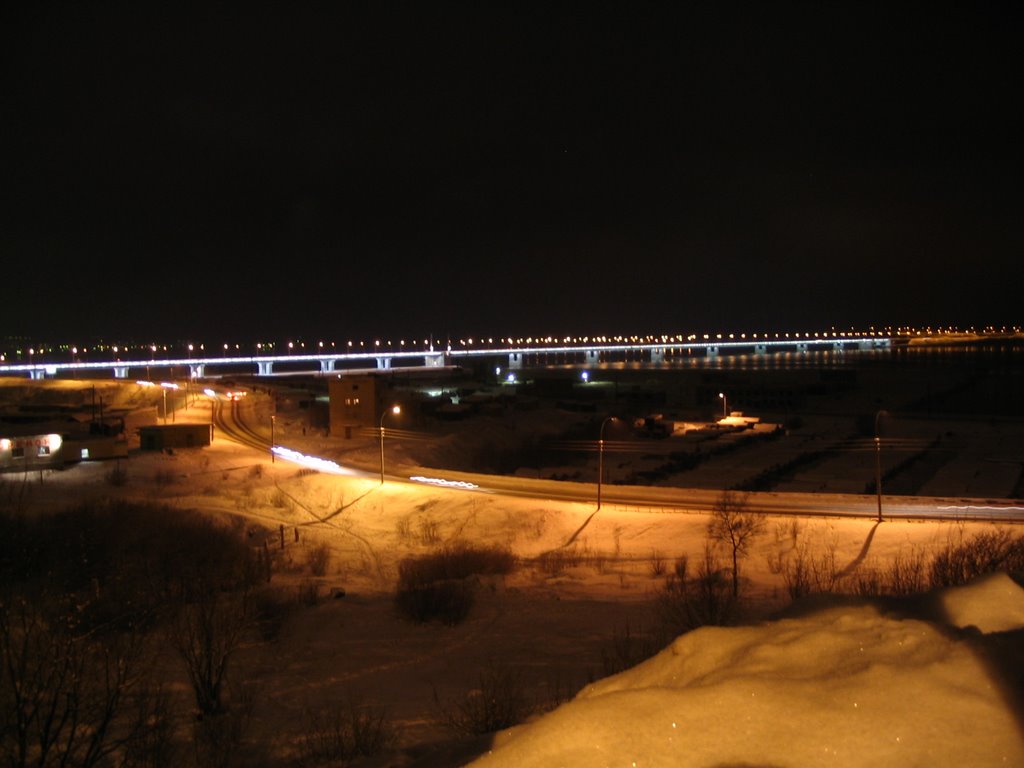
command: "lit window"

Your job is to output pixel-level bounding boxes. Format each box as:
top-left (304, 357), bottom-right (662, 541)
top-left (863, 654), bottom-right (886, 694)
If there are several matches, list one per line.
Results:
top-left (38, 446), bottom-right (50, 456)
top-left (81, 448), bottom-right (90, 459)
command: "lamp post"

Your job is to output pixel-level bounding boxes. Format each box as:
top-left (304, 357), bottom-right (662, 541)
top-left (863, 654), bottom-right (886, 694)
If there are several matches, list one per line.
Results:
top-left (597, 416), bottom-right (618, 510)
top-left (874, 410), bottom-right (888, 523)
top-left (379, 405), bottom-right (401, 485)
top-left (160, 382), bottom-right (179, 423)
top-left (270, 414), bottom-right (275, 464)
top-left (718, 392), bottom-right (728, 419)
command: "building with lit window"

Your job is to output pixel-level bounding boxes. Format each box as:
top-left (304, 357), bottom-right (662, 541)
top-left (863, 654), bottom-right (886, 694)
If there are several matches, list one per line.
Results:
top-left (328, 376), bottom-right (391, 438)
top-left (0, 432), bottom-right (64, 472)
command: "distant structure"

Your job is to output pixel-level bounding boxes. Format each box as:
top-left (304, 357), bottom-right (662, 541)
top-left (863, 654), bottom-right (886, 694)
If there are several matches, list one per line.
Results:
top-left (0, 431), bottom-right (64, 472)
top-left (329, 375), bottom-right (392, 438)
top-left (138, 423), bottom-right (213, 451)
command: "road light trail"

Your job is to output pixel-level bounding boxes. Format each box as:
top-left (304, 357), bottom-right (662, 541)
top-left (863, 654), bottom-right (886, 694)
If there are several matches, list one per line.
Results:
top-left (223, 405), bottom-right (1024, 524)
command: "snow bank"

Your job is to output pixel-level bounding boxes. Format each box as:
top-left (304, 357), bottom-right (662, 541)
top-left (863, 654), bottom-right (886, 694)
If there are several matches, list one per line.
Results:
top-left (472, 576), bottom-right (1024, 767)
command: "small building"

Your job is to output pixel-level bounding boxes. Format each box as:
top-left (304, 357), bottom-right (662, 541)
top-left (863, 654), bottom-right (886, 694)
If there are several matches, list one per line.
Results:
top-left (138, 423), bottom-right (213, 451)
top-left (329, 375), bottom-right (397, 439)
top-left (0, 432), bottom-right (64, 472)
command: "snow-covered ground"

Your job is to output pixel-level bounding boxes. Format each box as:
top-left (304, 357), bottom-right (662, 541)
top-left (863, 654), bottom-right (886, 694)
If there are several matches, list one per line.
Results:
top-left (4, 387), bottom-right (1023, 765)
top-left (472, 573), bottom-right (1024, 767)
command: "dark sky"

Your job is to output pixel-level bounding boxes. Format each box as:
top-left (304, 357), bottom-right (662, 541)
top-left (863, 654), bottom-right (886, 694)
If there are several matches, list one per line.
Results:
top-left (4, 2), bottom-right (1021, 345)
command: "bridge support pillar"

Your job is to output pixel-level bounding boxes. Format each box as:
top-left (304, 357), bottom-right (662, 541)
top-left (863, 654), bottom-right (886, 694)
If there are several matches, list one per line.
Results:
top-left (424, 353), bottom-right (445, 368)
top-left (796, 342), bottom-right (809, 353)
top-left (833, 342), bottom-right (845, 353)
top-left (257, 361), bottom-right (274, 376)
top-left (508, 353), bottom-right (522, 369)
top-left (650, 347), bottom-right (665, 364)
top-left (375, 357), bottom-right (392, 370)
top-left (113, 366), bottom-right (129, 379)
top-left (319, 359), bottom-right (336, 374)
top-left (29, 369), bottom-right (46, 380)
top-left (585, 350), bottom-right (600, 365)
top-left (189, 364), bottom-right (205, 379)
top-left (707, 345), bottom-right (719, 357)
top-left (754, 344), bottom-right (767, 355)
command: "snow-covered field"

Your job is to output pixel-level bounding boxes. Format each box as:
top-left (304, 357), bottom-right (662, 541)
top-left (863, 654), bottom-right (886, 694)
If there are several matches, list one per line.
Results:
top-left (4, 388), bottom-right (1022, 766)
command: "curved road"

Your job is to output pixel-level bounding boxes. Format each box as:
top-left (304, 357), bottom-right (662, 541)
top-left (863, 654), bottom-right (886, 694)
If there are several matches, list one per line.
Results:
top-left (218, 402), bottom-right (1024, 525)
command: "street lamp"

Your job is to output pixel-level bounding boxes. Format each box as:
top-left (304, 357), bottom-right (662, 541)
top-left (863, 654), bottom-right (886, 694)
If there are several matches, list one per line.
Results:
top-left (597, 416), bottom-right (618, 509)
top-left (270, 414), bottom-right (275, 464)
top-left (160, 382), bottom-right (179, 423)
top-left (874, 410), bottom-right (888, 523)
top-left (379, 405), bottom-right (401, 485)
top-left (718, 392), bottom-right (728, 419)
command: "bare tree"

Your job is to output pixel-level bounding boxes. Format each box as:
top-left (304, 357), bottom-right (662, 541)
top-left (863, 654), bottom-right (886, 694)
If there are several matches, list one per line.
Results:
top-left (168, 593), bottom-right (250, 717)
top-left (707, 491), bottom-right (765, 597)
top-left (0, 598), bottom-right (143, 767)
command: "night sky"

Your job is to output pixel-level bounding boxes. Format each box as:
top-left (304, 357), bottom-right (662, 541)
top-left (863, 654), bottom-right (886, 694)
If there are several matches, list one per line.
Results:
top-left (4, 3), bottom-right (1021, 344)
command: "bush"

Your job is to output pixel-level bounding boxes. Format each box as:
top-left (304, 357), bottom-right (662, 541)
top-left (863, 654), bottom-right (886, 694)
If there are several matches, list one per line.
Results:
top-left (768, 541), bottom-right (840, 599)
top-left (930, 529), bottom-right (1024, 588)
top-left (435, 664), bottom-right (532, 736)
top-left (252, 589), bottom-right (296, 641)
top-left (600, 621), bottom-right (663, 677)
top-left (394, 544), bottom-right (515, 624)
top-left (649, 550), bottom-right (666, 577)
top-left (655, 545), bottom-right (735, 636)
top-left (852, 548), bottom-right (930, 597)
top-left (395, 580), bottom-right (474, 625)
top-left (536, 546), bottom-right (584, 575)
top-left (298, 698), bottom-right (394, 766)
top-left (153, 467), bottom-right (176, 487)
top-left (105, 463), bottom-right (128, 486)
top-left (307, 543), bottom-right (331, 577)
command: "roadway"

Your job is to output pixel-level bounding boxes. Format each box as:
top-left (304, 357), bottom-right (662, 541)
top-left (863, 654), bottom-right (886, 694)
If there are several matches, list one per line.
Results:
top-left (215, 398), bottom-right (1024, 525)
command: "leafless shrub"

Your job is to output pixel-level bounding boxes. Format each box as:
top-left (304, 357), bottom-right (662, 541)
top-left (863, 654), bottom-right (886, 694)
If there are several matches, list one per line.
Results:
top-left (122, 682), bottom-right (177, 768)
top-left (930, 529), bottom-right (1024, 588)
top-left (248, 464), bottom-right (263, 479)
top-left (851, 547), bottom-right (930, 597)
top-left (297, 697), bottom-right (394, 766)
top-left (270, 489), bottom-right (292, 510)
top-left (394, 516), bottom-right (412, 541)
top-left (600, 621), bottom-right (664, 677)
top-left (297, 580), bottom-right (320, 606)
top-left (167, 593), bottom-right (251, 717)
top-left (190, 683), bottom-right (256, 768)
top-left (768, 540), bottom-right (840, 599)
top-left (105, 462), bottom-right (128, 486)
top-left (526, 512), bottom-right (548, 541)
top-left (435, 664), bottom-right (532, 736)
top-left (251, 589), bottom-right (296, 642)
top-left (655, 544), bottom-right (735, 636)
top-left (885, 548), bottom-right (930, 595)
top-left (649, 550), bottom-right (666, 577)
top-left (152, 467), bottom-right (176, 487)
top-left (536, 546), bottom-right (584, 575)
top-left (307, 543), bottom-right (331, 577)
top-left (394, 544), bottom-right (515, 625)
top-left (417, 517), bottom-right (441, 545)
top-left (673, 555), bottom-right (689, 580)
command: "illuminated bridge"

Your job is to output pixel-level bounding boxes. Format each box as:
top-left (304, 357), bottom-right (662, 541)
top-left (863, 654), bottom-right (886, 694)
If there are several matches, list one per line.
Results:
top-left (1, 335), bottom-right (893, 380)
